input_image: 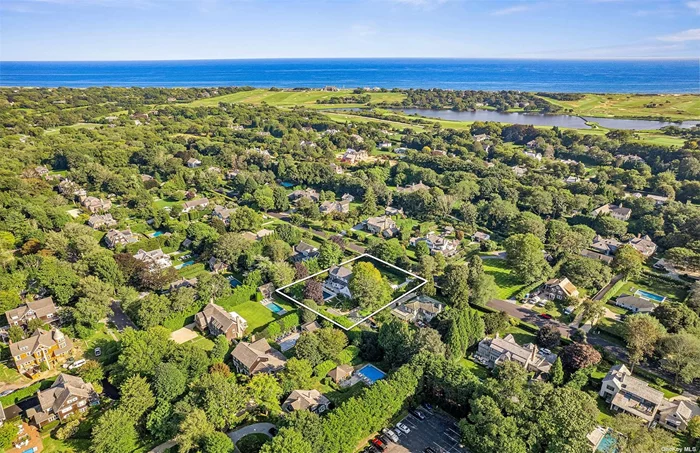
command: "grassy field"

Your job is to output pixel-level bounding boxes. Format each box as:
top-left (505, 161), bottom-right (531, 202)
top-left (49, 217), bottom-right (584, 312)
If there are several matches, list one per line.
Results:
top-left (231, 301), bottom-right (279, 333)
top-left (481, 259), bottom-right (528, 300)
top-left (184, 88), bottom-right (406, 108)
top-left (539, 93), bottom-right (700, 121)
top-left (188, 334), bottom-right (215, 351)
top-left (611, 277), bottom-right (688, 304)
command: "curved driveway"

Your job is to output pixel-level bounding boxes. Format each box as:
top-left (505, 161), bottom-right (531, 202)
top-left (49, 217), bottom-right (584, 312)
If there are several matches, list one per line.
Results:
top-left (228, 422), bottom-right (276, 451)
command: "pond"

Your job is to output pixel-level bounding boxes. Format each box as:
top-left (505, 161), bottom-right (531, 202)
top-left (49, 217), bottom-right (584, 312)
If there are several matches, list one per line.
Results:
top-left (394, 108), bottom-right (700, 130)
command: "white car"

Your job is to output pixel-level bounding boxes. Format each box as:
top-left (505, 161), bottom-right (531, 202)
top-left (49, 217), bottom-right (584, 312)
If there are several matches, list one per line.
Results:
top-left (396, 422), bottom-right (410, 434)
top-left (382, 428), bottom-right (399, 442)
top-left (68, 359), bottom-right (86, 370)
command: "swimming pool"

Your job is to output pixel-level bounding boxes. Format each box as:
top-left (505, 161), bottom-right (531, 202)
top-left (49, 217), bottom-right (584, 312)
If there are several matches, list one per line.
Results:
top-left (151, 231), bottom-right (165, 237)
top-left (174, 260), bottom-right (195, 269)
top-left (357, 364), bottom-right (386, 384)
top-left (265, 302), bottom-right (284, 314)
top-left (228, 277), bottom-right (241, 287)
top-left (634, 289), bottom-right (666, 303)
top-left (596, 432), bottom-right (618, 453)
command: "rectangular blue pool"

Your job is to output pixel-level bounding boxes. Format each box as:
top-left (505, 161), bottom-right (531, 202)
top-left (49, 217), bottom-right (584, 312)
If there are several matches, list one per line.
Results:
top-left (634, 289), bottom-right (666, 303)
top-left (596, 432), bottom-right (618, 453)
top-left (357, 364), bottom-right (386, 384)
top-left (151, 230), bottom-right (165, 237)
top-left (174, 260), bottom-right (194, 269)
top-left (265, 302), bottom-right (284, 314)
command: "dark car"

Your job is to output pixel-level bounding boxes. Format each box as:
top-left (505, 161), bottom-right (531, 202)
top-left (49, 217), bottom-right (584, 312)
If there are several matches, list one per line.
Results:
top-left (411, 409), bottom-right (426, 420)
top-left (378, 434), bottom-right (391, 444)
top-left (539, 313), bottom-right (553, 319)
top-left (425, 448), bottom-right (437, 453)
top-left (422, 402), bottom-right (434, 413)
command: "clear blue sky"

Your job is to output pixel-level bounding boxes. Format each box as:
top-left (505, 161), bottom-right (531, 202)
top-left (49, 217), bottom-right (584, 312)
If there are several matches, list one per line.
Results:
top-left (1, 0), bottom-right (699, 61)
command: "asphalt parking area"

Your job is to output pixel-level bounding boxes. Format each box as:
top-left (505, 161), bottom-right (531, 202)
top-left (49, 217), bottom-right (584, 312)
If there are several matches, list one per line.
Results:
top-left (385, 410), bottom-right (467, 453)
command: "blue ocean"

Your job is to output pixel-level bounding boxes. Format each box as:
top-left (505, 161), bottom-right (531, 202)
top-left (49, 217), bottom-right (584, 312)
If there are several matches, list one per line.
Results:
top-left (0, 59), bottom-right (697, 93)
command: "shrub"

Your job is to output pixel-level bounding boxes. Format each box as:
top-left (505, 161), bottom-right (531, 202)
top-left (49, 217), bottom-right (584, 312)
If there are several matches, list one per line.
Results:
top-left (54, 418), bottom-right (81, 440)
top-left (314, 360), bottom-right (336, 378)
top-left (337, 345), bottom-right (361, 365)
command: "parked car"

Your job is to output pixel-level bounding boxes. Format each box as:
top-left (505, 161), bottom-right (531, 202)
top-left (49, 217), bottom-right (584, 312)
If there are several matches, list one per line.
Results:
top-left (396, 422), bottom-right (411, 434)
top-left (382, 428), bottom-right (399, 443)
top-left (62, 357), bottom-right (76, 369)
top-left (424, 448), bottom-right (436, 453)
top-left (422, 402), bottom-right (434, 413)
top-left (378, 434), bottom-right (390, 445)
top-left (539, 313), bottom-right (553, 319)
top-left (68, 359), bottom-right (86, 370)
top-left (371, 438), bottom-right (387, 451)
top-left (539, 348), bottom-right (551, 355)
top-left (0, 389), bottom-right (15, 397)
top-left (94, 347), bottom-right (102, 357)
top-left (410, 409), bottom-right (426, 420)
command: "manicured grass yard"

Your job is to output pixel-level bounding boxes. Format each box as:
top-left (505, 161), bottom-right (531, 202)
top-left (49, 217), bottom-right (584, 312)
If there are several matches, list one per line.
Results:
top-left (502, 325), bottom-right (537, 345)
top-left (481, 259), bottom-right (528, 300)
top-left (611, 277), bottom-right (688, 303)
top-left (459, 357), bottom-right (490, 381)
top-left (188, 335), bottom-right (215, 351)
top-left (231, 301), bottom-right (279, 333)
top-left (539, 93), bottom-right (700, 121)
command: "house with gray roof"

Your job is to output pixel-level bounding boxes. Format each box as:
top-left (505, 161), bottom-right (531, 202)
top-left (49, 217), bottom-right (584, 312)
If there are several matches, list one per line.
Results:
top-left (592, 203), bottom-right (632, 221)
top-left (87, 213), bottom-right (117, 229)
top-left (324, 265), bottom-right (353, 298)
top-left (627, 235), bottom-right (657, 258)
top-left (182, 197), bottom-right (209, 213)
top-left (104, 229), bottom-right (138, 249)
top-left (365, 215), bottom-right (399, 238)
top-left (476, 333), bottom-right (555, 377)
top-left (231, 339), bottom-right (287, 375)
top-left (5, 297), bottom-right (57, 328)
top-left (600, 364), bottom-right (665, 425)
top-left (194, 302), bottom-right (247, 341)
top-left (292, 242), bottom-right (319, 262)
top-left (283, 390), bottom-right (330, 414)
top-left (590, 235), bottom-right (622, 255)
top-left (614, 294), bottom-right (655, 313)
top-left (27, 373), bottom-right (98, 427)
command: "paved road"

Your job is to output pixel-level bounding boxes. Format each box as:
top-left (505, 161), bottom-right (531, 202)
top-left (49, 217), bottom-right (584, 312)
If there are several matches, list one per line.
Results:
top-left (266, 212), bottom-right (366, 254)
top-left (487, 299), bottom-right (576, 338)
top-left (228, 422), bottom-right (276, 445)
top-left (148, 422), bottom-right (276, 453)
top-left (109, 300), bottom-right (137, 331)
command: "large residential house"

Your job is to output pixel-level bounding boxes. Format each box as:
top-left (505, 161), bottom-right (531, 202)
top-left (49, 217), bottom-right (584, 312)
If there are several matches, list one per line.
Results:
top-left (212, 205), bottom-right (233, 224)
top-left (283, 390), bottom-right (330, 414)
top-left (182, 197), bottom-right (209, 213)
top-left (320, 200), bottom-right (350, 214)
top-left (580, 249), bottom-right (614, 264)
top-left (340, 148), bottom-right (369, 164)
top-left (133, 249), bottom-right (172, 270)
top-left (592, 204), bottom-right (632, 221)
top-left (289, 188), bottom-right (320, 204)
top-left (658, 400), bottom-right (700, 432)
top-left (207, 256), bottom-right (227, 273)
top-left (324, 265), bottom-right (353, 299)
top-left (542, 277), bottom-right (579, 301)
top-left (80, 196), bottom-right (112, 214)
top-left (396, 181), bottom-right (430, 194)
top-left (194, 302), bottom-right (247, 341)
top-left (472, 231), bottom-right (491, 243)
top-left (87, 213), bottom-right (117, 229)
top-left (170, 277), bottom-right (198, 291)
top-left (391, 295), bottom-right (444, 324)
top-left (599, 365), bottom-right (665, 426)
top-left (614, 295), bottom-right (655, 313)
top-left (5, 297), bottom-right (58, 328)
top-left (292, 242), bottom-right (319, 262)
top-left (476, 333), bottom-right (555, 377)
top-left (27, 374), bottom-right (98, 427)
top-left (10, 328), bottom-right (72, 373)
top-left (104, 229), bottom-right (138, 249)
top-left (241, 229), bottom-right (275, 242)
top-left (590, 235), bottom-right (622, 256)
top-left (628, 235), bottom-right (657, 258)
top-left (365, 216), bottom-right (399, 238)
top-left (411, 232), bottom-right (459, 257)
top-left (231, 339), bottom-right (287, 375)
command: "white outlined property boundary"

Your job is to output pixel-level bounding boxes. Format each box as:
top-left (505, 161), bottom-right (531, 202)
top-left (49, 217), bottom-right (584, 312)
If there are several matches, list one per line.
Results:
top-left (275, 253), bottom-right (427, 331)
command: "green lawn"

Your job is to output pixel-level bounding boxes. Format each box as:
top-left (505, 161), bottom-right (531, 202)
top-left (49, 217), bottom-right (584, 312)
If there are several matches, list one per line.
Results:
top-left (189, 335), bottom-right (215, 351)
top-left (324, 381), bottom-right (367, 406)
top-left (611, 277), bottom-right (688, 304)
top-left (502, 325), bottom-right (537, 345)
top-left (459, 357), bottom-right (491, 380)
top-left (183, 88), bottom-right (406, 108)
top-left (481, 259), bottom-right (528, 300)
top-left (231, 301), bottom-right (279, 333)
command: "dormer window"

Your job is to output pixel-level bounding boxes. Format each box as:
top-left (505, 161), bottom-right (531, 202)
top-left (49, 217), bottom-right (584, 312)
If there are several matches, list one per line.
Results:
top-left (67, 397), bottom-right (78, 404)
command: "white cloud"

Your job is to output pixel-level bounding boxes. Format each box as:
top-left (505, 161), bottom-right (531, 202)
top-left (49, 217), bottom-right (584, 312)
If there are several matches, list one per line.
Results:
top-left (490, 4), bottom-right (531, 16)
top-left (658, 28), bottom-right (700, 42)
top-left (687, 1), bottom-right (700, 14)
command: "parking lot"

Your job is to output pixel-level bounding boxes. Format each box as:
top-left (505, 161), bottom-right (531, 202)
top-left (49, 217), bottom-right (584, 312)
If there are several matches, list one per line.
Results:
top-left (385, 410), bottom-right (467, 453)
